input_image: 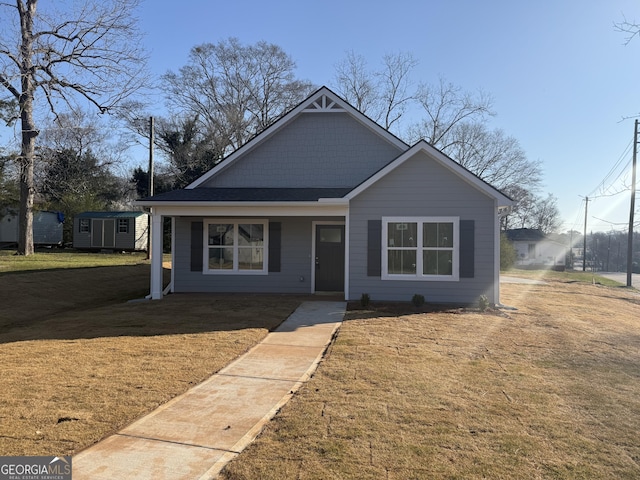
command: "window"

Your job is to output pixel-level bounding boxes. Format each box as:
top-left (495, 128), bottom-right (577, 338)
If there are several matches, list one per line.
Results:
top-left (118, 218), bottom-right (129, 233)
top-left (382, 217), bottom-right (459, 281)
top-left (204, 219), bottom-right (267, 274)
top-left (79, 219), bottom-right (90, 233)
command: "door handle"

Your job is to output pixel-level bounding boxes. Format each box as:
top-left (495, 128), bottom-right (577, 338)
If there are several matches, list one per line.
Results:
top-left (315, 256), bottom-right (319, 267)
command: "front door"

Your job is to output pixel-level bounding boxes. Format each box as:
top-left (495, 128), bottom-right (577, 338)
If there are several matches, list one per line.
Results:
top-left (315, 224), bottom-right (345, 292)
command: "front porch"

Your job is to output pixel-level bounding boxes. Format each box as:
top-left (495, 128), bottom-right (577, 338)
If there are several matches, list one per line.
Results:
top-left (148, 205), bottom-right (349, 300)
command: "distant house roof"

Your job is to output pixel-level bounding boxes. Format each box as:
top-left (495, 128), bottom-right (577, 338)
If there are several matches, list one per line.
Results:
top-left (505, 228), bottom-right (546, 242)
top-left (140, 188), bottom-right (353, 203)
top-left (76, 211), bottom-right (147, 219)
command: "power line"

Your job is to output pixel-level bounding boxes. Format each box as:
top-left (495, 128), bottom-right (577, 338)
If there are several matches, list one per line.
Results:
top-left (586, 139), bottom-right (633, 199)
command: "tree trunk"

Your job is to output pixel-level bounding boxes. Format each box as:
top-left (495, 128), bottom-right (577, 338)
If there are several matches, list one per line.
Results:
top-left (17, 0), bottom-right (37, 256)
top-left (18, 133), bottom-right (36, 256)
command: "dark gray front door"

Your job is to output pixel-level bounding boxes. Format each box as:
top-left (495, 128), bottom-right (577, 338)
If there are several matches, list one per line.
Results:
top-left (315, 225), bottom-right (345, 292)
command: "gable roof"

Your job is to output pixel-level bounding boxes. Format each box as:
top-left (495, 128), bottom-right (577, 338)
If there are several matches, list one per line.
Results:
top-left (187, 86), bottom-right (409, 189)
top-left (346, 140), bottom-right (513, 207)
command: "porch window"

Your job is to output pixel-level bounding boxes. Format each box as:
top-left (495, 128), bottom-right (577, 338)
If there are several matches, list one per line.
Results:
top-left (204, 219), bottom-right (267, 274)
top-left (382, 217), bottom-right (459, 281)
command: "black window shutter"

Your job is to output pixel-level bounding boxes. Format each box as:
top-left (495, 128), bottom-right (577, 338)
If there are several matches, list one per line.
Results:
top-left (367, 220), bottom-right (382, 276)
top-left (459, 220), bottom-right (475, 278)
top-left (268, 222), bottom-right (281, 272)
top-left (191, 221), bottom-right (203, 272)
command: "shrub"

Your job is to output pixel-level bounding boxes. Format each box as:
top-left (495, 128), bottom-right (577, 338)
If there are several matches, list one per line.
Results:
top-left (478, 295), bottom-right (490, 312)
top-left (412, 294), bottom-right (425, 307)
top-left (360, 293), bottom-right (370, 308)
top-left (500, 232), bottom-right (517, 270)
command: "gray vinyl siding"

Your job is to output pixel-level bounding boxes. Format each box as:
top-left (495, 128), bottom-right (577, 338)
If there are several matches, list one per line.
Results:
top-left (73, 218), bottom-right (91, 249)
top-left (173, 216), bottom-right (342, 294)
top-left (114, 218), bottom-right (135, 250)
top-left (201, 113), bottom-right (403, 189)
top-left (348, 150), bottom-right (497, 304)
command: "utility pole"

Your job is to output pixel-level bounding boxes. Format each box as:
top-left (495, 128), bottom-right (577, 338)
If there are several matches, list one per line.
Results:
top-left (146, 116), bottom-right (154, 260)
top-left (627, 119), bottom-right (638, 287)
top-left (583, 196), bottom-right (589, 272)
top-left (607, 232), bottom-right (611, 272)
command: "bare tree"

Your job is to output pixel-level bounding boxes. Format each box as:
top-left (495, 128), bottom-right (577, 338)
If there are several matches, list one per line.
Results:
top-left (502, 187), bottom-right (562, 234)
top-left (0, 0), bottom-right (148, 255)
top-left (334, 51), bottom-right (379, 117)
top-left (408, 77), bottom-right (494, 149)
top-left (376, 52), bottom-right (418, 130)
top-left (332, 54), bottom-right (558, 232)
top-left (445, 122), bottom-right (541, 192)
top-left (40, 110), bottom-right (124, 166)
top-left (333, 50), bottom-right (417, 131)
top-left (615, 15), bottom-right (640, 45)
top-left (162, 38), bottom-right (315, 156)
top-left (530, 193), bottom-right (562, 234)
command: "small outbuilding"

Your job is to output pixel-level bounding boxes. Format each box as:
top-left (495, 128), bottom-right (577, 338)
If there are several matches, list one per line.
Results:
top-left (0, 210), bottom-right (64, 246)
top-left (73, 211), bottom-right (148, 251)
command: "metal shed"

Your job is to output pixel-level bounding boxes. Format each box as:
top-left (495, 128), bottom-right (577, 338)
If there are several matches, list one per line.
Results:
top-left (73, 211), bottom-right (148, 251)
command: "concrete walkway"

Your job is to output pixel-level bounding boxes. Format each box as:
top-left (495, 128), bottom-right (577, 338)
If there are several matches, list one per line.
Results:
top-left (73, 301), bottom-right (346, 480)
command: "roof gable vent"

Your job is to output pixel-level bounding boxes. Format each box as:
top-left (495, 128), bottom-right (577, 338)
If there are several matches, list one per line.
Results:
top-left (303, 95), bottom-right (345, 113)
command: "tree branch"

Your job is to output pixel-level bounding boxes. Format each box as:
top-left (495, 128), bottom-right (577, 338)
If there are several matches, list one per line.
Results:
top-left (0, 72), bottom-right (20, 99)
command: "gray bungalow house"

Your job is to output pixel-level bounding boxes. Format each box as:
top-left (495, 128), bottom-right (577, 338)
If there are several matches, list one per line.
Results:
top-left (138, 87), bottom-right (512, 304)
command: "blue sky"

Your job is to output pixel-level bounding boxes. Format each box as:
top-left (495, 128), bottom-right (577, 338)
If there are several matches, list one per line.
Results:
top-left (8, 0), bottom-right (638, 234)
top-left (137, 0), bottom-right (640, 234)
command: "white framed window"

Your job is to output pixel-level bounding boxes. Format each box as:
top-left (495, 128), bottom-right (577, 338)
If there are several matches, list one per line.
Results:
top-left (118, 218), bottom-right (129, 233)
top-left (203, 219), bottom-right (268, 274)
top-left (382, 216), bottom-right (459, 281)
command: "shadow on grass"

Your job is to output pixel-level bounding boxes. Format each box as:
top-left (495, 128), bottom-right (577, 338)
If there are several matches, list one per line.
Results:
top-left (0, 265), bottom-right (302, 344)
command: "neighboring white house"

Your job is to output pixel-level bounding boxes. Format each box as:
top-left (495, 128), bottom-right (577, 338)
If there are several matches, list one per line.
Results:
top-left (506, 228), bottom-right (568, 269)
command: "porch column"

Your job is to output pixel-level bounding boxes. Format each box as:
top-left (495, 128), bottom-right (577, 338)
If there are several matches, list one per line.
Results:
top-left (494, 204), bottom-right (501, 306)
top-left (150, 211), bottom-right (163, 300)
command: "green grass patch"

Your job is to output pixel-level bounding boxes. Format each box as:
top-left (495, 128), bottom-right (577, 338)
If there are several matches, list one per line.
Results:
top-left (502, 268), bottom-right (625, 287)
top-left (0, 250), bottom-right (149, 275)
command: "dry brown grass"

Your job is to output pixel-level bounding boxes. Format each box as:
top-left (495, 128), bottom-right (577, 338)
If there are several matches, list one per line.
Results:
top-left (0, 263), bottom-right (301, 456)
top-left (221, 279), bottom-right (640, 479)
